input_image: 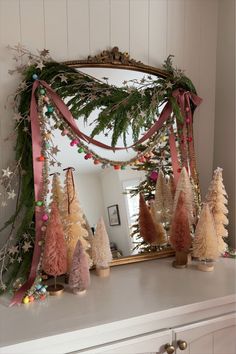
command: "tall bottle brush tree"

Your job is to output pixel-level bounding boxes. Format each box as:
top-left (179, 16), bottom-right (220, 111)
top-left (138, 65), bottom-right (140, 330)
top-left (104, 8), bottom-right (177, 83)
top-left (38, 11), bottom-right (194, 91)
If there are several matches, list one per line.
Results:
top-left (170, 191), bottom-right (192, 267)
top-left (153, 170), bottom-right (173, 225)
top-left (192, 203), bottom-right (220, 271)
top-left (42, 202), bottom-right (67, 290)
top-left (205, 167), bottom-right (228, 254)
top-left (61, 168), bottom-right (92, 272)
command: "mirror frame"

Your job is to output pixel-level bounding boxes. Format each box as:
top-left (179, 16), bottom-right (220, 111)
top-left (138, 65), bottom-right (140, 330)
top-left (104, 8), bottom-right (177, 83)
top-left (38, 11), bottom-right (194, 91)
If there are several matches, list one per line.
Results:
top-left (64, 47), bottom-right (176, 266)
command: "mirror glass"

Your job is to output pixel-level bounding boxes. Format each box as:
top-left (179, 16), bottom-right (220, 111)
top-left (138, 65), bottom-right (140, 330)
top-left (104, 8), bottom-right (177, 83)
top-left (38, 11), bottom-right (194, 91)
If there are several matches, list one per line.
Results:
top-left (48, 68), bottom-right (168, 259)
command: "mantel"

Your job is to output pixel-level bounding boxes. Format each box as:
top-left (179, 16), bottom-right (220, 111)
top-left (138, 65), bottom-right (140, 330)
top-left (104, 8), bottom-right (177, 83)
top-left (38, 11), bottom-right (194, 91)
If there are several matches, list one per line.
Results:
top-left (0, 258), bottom-right (235, 354)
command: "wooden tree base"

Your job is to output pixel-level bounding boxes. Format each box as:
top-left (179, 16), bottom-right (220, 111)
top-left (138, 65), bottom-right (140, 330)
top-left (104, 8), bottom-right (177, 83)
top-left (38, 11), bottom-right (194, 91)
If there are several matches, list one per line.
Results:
top-left (96, 267), bottom-right (110, 277)
top-left (47, 284), bottom-right (64, 296)
top-left (73, 289), bottom-right (87, 295)
top-left (172, 251), bottom-right (188, 268)
top-left (197, 263), bottom-right (214, 272)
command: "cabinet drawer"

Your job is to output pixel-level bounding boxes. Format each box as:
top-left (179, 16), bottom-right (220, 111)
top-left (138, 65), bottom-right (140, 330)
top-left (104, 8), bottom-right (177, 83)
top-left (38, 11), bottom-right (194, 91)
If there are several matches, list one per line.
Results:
top-left (174, 313), bottom-right (236, 354)
top-left (73, 329), bottom-right (172, 354)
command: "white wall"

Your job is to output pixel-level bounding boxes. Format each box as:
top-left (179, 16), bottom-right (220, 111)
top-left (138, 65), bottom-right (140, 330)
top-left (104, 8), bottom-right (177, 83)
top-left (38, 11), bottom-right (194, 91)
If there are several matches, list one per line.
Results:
top-left (0, 0), bottom-right (219, 230)
top-left (214, 0), bottom-right (235, 246)
top-left (74, 172), bottom-right (105, 229)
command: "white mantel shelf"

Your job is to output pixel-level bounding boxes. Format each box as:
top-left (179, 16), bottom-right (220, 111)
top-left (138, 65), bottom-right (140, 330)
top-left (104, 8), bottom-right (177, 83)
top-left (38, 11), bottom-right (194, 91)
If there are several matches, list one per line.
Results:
top-left (0, 257), bottom-right (235, 354)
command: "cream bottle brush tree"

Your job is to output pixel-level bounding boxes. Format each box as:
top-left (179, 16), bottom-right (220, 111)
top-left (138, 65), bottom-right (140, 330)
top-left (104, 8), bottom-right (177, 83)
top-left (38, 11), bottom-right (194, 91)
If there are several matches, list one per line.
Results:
top-left (173, 167), bottom-right (195, 226)
top-left (91, 217), bottom-right (112, 277)
top-left (50, 173), bottom-right (64, 212)
top-left (192, 203), bottom-right (220, 271)
top-left (153, 170), bottom-right (173, 225)
top-left (205, 167), bottom-right (228, 254)
top-left (61, 168), bottom-right (92, 272)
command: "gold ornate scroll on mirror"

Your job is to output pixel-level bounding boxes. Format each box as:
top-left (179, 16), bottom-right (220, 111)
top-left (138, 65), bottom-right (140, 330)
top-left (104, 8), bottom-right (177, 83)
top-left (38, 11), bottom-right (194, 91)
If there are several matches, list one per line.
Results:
top-left (41, 46), bottom-right (200, 267)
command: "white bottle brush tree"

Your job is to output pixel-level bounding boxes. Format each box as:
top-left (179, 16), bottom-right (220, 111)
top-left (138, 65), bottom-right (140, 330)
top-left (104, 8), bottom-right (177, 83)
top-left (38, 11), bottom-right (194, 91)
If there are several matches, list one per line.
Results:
top-left (192, 203), bottom-right (220, 271)
top-left (205, 167), bottom-right (228, 254)
top-left (61, 168), bottom-right (92, 273)
top-left (91, 217), bottom-right (112, 277)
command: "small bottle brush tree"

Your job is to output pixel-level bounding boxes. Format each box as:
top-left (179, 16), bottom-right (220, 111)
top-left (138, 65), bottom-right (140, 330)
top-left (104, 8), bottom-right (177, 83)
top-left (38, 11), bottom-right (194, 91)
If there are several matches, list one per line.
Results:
top-left (42, 202), bottom-right (67, 294)
top-left (69, 240), bottom-right (90, 294)
top-left (50, 173), bottom-right (64, 212)
top-left (61, 168), bottom-right (92, 273)
top-left (170, 191), bottom-right (192, 267)
top-left (192, 203), bottom-right (220, 271)
top-left (154, 170), bottom-right (173, 225)
top-left (149, 201), bottom-right (167, 245)
top-left (173, 167), bottom-right (195, 226)
top-left (205, 167), bottom-right (228, 254)
top-left (139, 194), bottom-right (165, 246)
top-left (91, 217), bottom-right (112, 277)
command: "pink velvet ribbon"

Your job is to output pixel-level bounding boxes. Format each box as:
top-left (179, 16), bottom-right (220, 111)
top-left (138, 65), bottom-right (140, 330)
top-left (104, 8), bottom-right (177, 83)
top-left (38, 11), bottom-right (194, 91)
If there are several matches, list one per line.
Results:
top-left (10, 81), bottom-right (202, 305)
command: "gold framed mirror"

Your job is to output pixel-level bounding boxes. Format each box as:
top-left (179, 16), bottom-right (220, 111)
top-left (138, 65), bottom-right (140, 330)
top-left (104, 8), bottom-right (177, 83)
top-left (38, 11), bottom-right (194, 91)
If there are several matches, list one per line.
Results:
top-left (1, 46), bottom-right (202, 300)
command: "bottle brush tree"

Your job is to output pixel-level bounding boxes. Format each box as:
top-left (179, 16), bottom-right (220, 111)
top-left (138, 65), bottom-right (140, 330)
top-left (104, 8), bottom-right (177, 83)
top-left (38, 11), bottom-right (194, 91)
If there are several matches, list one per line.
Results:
top-left (192, 203), bottom-right (220, 271)
top-left (42, 201), bottom-right (67, 292)
top-left (61, 168), bottom-right (92, 272)
top-left (69, 240), bottom-right (90, 294)
top-left (149, 201), bottom-right (167, 245)
top-left (173, 167), bottom-right (195, 226)
top-left (91, 217), bottom-right (112, 276)
top-left (154, 170), bottom-right (173, 225)
top-left (170, 191), bottom-right (192, 267)
top-left (205, 167), bottom-right (228, 254)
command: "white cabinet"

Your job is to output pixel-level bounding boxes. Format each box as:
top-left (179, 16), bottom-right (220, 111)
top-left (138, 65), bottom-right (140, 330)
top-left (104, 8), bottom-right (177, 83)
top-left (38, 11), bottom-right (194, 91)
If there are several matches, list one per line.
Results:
top-left (174, 313), bottom-right (236, 354)
top-left (75, 313), bottom-right (236, 354)
top-left (77, 330), bottom-right (172, 354)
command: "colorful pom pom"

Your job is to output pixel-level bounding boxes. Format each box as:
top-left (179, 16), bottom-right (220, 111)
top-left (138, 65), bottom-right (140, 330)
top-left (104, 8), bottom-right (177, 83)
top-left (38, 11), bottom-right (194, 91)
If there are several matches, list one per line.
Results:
top-left (32, 74), bottom-right (38, 80)
top-left (39, 88), bottom-right (46, 95)
top-left (114, 165), bottom-right (120, 170)
top-left (61, 129), bottom-right (69, 136)
top-left (149, 171), bottom-right (158, 181)
top-left (42, 214), bottom-right (48, 222)
top-left (23, 296), bottom-right (29, 304)
top-left (35, 201), bottom-right (44, 207)
top-left (38, 156), bottom-right (45, 162)
top-left (94, 159), bottom-right (100, 165)
top-left (78, 147), bottom-right (84, 153)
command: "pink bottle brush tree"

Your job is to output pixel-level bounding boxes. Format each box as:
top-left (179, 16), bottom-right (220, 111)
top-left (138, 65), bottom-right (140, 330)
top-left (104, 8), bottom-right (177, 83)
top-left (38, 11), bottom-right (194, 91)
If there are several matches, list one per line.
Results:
top-left (69, 240), bottom-right (90, 294)
top-left (170, 191), bottom-right (192, 268)
top-left (42, 201), bottom-right (67, 294)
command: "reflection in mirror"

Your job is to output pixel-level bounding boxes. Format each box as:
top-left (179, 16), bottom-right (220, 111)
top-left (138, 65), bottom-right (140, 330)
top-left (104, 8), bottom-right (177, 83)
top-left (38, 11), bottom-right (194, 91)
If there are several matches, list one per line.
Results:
top-left (48, 68), bottom-right (171, 260)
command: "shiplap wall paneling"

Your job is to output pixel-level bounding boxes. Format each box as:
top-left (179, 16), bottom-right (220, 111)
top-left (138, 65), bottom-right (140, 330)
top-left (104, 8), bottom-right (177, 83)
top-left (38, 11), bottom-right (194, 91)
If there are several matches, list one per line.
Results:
top-left (110, 0), bottom-right (130, 52)
top-left (167, 0), bottom-right (185, 68)
top-left (44, 0), bottom-right (68, 60)
top-left (20, 0), bottom-right (45, 50)
top-left (149, 0), bottom-right (167, 67)
top-left (129, 0), bottom-right (149, 64)
top-left (197, 0), bottom-right (218, 195)
top-left (0, 0), bottom-right (21, 227)
top-left (89, 0), bottom-right (110, 54)
top-left (67, 0), bottom-right (90, 59)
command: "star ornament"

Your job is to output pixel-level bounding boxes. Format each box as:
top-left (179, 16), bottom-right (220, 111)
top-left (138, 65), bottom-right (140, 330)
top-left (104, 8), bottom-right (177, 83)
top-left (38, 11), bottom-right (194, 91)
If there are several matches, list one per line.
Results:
top-left (22, 241), bottom-right (32, 253)
top-left (2, 167), bottom-right (13, 178)
top-left (7, 190), bottom-right (16, 200)
top-left (8, 245), bottom-right (19, 255)
top-left (36, 61), bottom-right (45, 70)
top-left (51, 146), bottom-right (60, 155)
top-left (0, 283), bottom-right (7, 291)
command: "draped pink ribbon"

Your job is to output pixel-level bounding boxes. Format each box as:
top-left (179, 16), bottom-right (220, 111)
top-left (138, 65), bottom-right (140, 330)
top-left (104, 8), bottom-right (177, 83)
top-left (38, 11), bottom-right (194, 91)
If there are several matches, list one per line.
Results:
top-left (10, 81), bottom-right (202, 305)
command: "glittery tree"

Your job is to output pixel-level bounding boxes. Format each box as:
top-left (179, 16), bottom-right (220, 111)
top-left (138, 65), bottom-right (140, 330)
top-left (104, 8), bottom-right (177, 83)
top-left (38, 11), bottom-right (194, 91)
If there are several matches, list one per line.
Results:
top-left (173, 167), bottom-right (195, 226)
top-left (69, 240), bottom-right (90, 294)
top-left (150, 202), bottom-right (167, 245)
top-left (91, 217), bottom-right (112, 276)
top-left (193, 203), bottom-right (220, 271)
top-left (153, 170), bottom-right (173, 224)
top-left (42, 202), bottom-right (67, 291)
top-left (205, 167), bottom-right (228, 254)
top-left (170, 191), bottom-right (192, 267)
top-left (139, 194), bottom-right (167, 246)
top-left (50, 173), bottom-right (64, 212)
top-left (61, 168), bottom-right (92, 272)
